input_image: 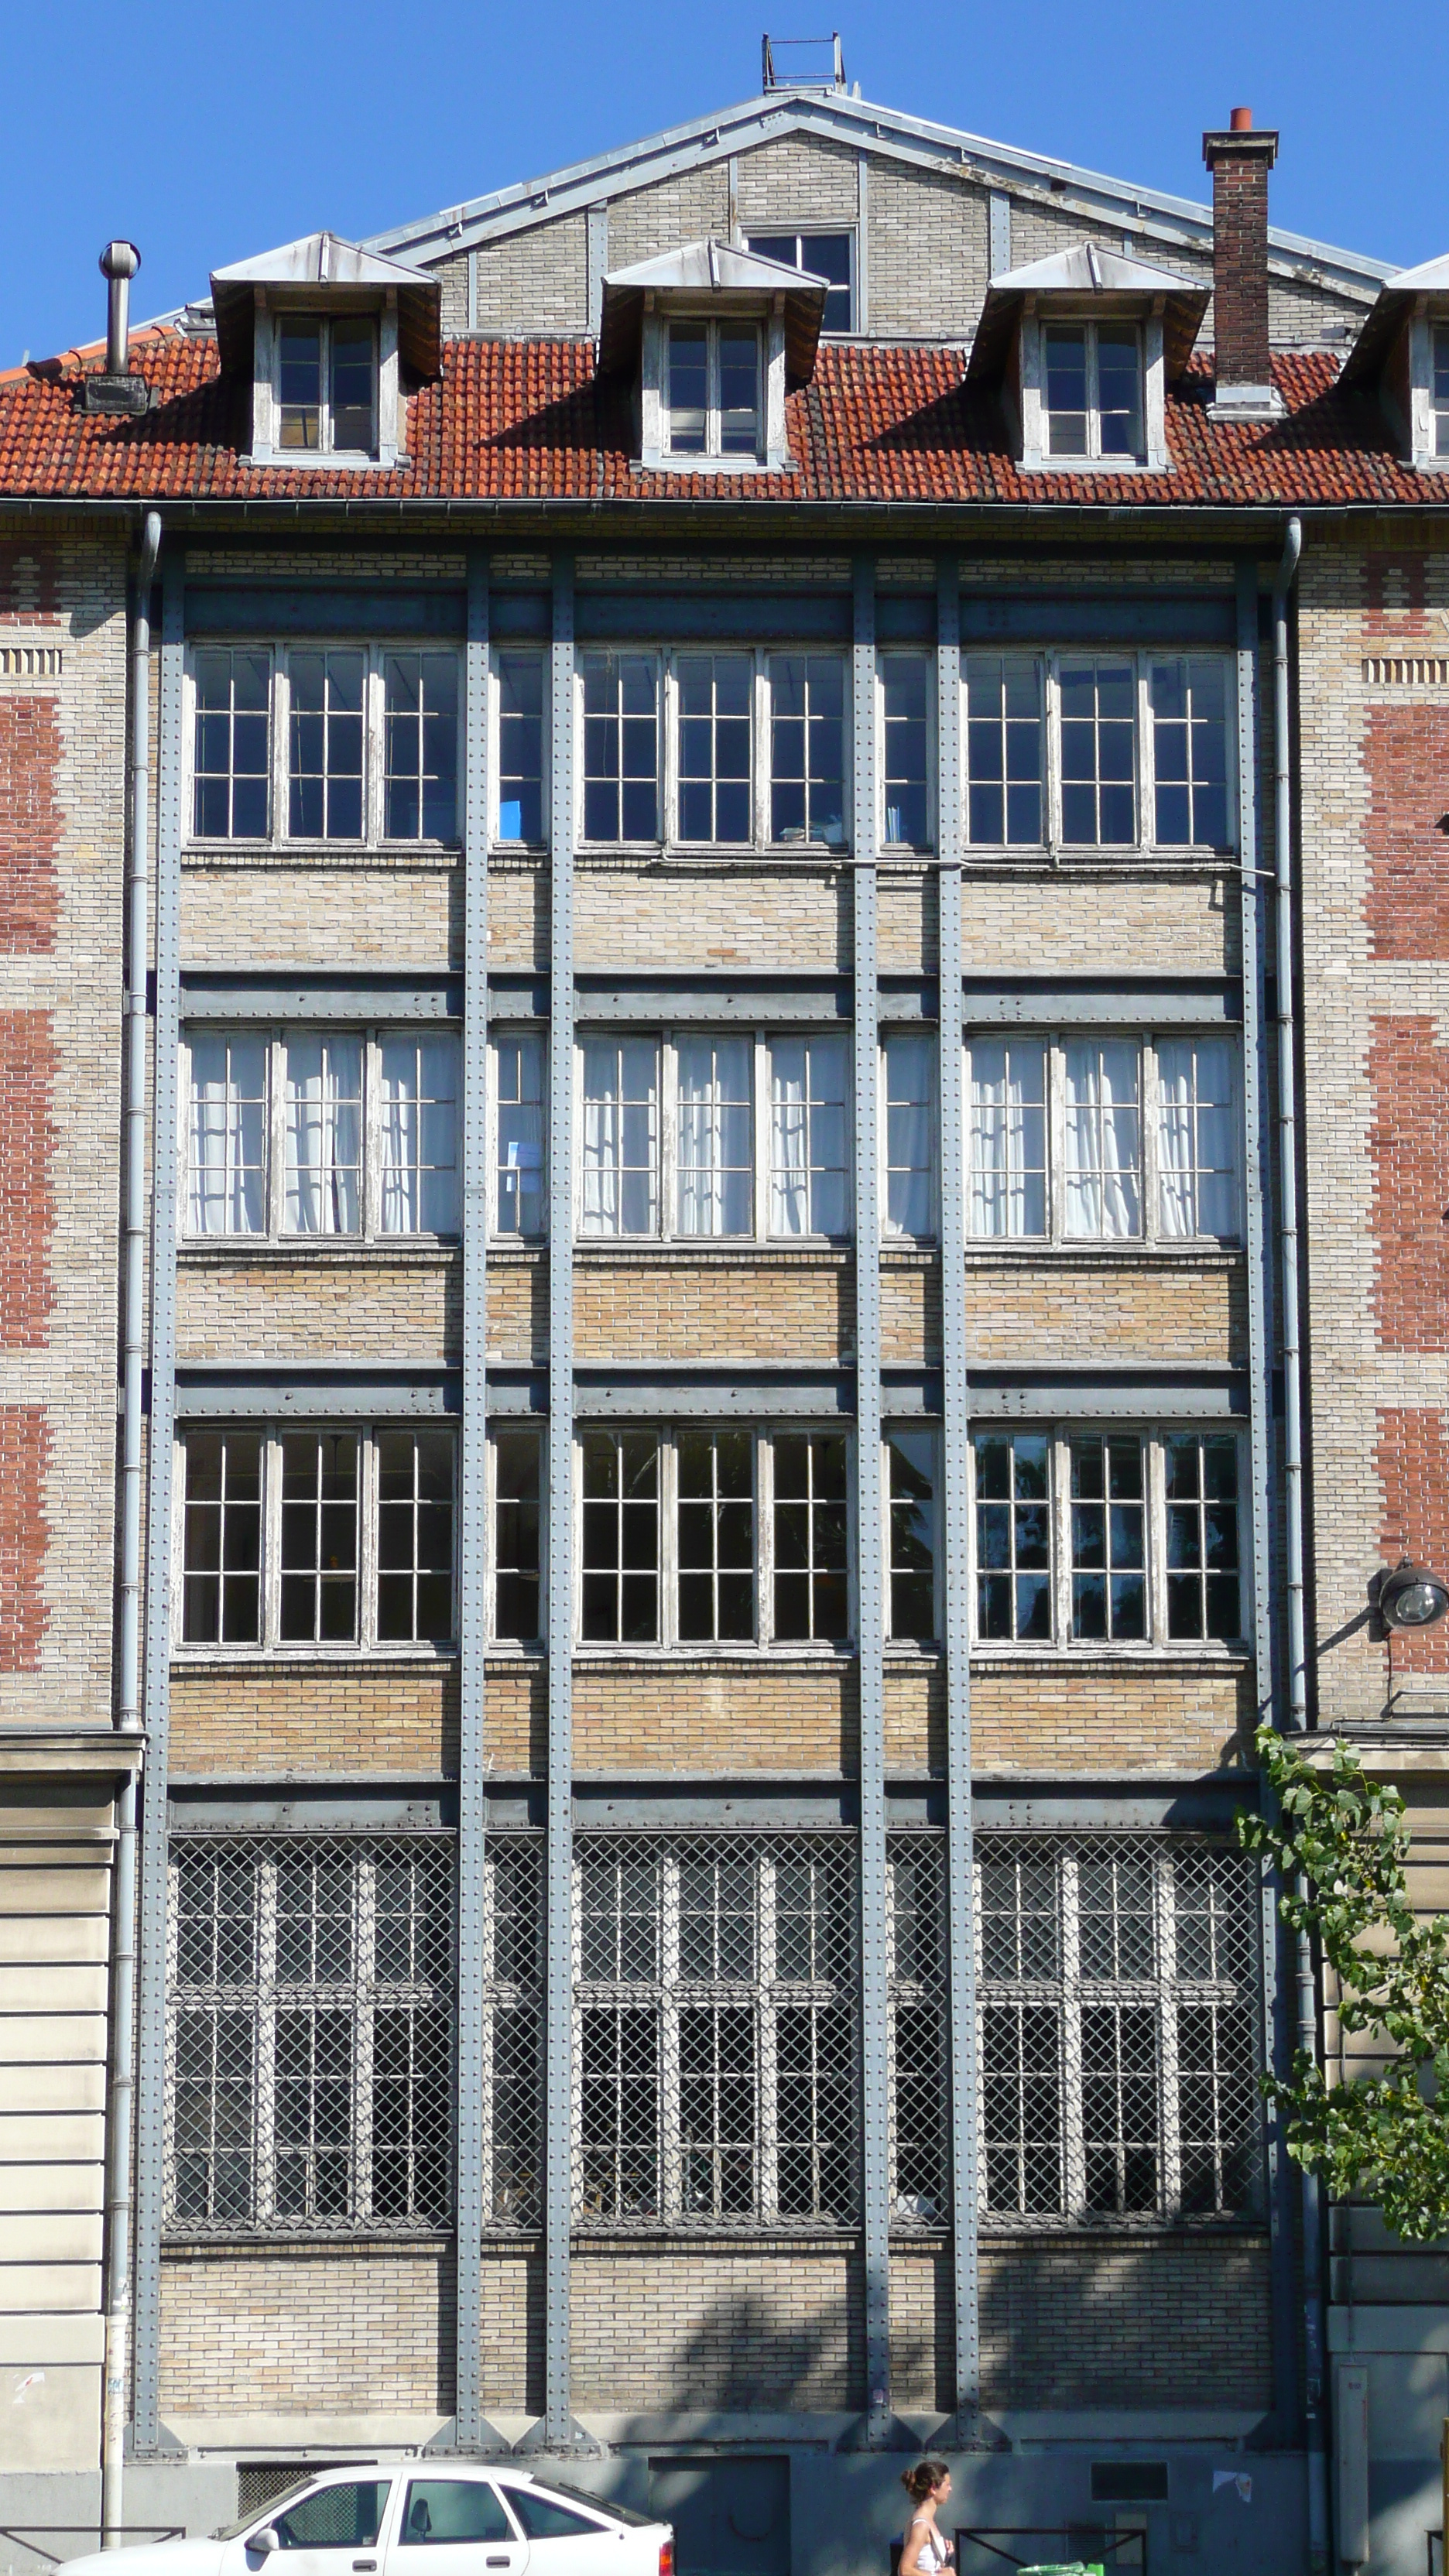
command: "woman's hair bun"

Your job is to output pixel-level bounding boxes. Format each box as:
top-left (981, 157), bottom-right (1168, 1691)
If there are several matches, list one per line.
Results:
top-left (901, 2459), bottom-right (949, 2503)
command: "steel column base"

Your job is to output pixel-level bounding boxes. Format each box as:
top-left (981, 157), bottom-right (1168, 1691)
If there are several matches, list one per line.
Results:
top-left (122, 2421), bottom-right (187, 2461)
top-left (836, 2409), bottom-right (920, 2454)
top-left (512, 2418), bottom-right (607, 2459)
top-left (423, 2419), bottom-right (512, 2458)
top-left (931, 2407), bottom-right (1012, 2454)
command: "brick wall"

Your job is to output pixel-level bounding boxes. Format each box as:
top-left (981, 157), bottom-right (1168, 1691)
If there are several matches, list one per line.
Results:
top-left (964, 1255), bottom-right (1245, 1369)
top-left (735, 134), bottom-right (859, 228)
top-left (0, 1012), bottom-right (56, 1349)
top-left (159, 2248), bottom-right (454, 2417)
top-left (168, 1662), bottom-right (464, 1777)
top-left (1208, 145), bottom-right (1273, 388)
top-left (868, 160), bottom-right (989, 340)
top-left (176, 1252), bottom-right (459, 1367)
top-left (979, 2234), bottom-right (1273, 2409)
top-left (1363, 702), bottom-right (1449, 957)
top-left (180, 855), bottom-right (461, 971)
top-left (0, 694), bottom-right (60, 950)
top-left (569, 2244), bottom-right (863, 2410)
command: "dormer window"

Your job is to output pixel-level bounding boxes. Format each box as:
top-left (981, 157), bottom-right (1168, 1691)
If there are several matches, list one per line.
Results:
top-left (1043, 322), bottom-right (1143, 461)
top-left (1433, 325), bottom-right (1449, 458)
top-left (278, 315), bottom-right (376, 454)
top-left (666, 323), bottom-right (762, 460)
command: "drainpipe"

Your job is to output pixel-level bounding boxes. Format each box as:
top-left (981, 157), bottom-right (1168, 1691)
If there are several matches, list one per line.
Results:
top-left (1272, 513), bottom-right (1327, 2575)
top-left (103, 506), bottom-right (162, 2550)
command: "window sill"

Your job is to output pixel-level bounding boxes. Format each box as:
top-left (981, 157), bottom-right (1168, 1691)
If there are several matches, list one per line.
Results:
top-left (969, 1643), bottom-right (1251, 1673)
top-left (961, 848), bottom-right (1236, 875)
top-left (978, 2213), bottom-right (1267, 2240)
top-left (178, 1238), bottom-right (459, 1266)
top-left (571, 1237), bottom-right (851, 1264)
top-left (182, 841), bottom-right (461, 870)
top-left (962, 1240), bottom-right (1242, 1267)
top-left (571, 1644), bottom-right (855, 1667)
top-left (172, 1647), bottom-right (459, 1672)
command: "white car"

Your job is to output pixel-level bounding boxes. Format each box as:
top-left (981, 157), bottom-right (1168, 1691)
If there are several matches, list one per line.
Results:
top-left (64, 2464), bottom-right (674, 2576)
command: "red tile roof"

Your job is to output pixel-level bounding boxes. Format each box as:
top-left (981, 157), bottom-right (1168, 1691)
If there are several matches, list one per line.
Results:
top-left (0, 334), bottom-right (1437, 510)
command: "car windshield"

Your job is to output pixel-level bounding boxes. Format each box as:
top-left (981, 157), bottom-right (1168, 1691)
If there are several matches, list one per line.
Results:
top-left (211, 2478), bottom-right (320, 2543)
top-left (516, 2481), bottom-right (656, 2531)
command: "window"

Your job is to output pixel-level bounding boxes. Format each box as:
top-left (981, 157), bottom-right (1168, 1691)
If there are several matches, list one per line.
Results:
top-left (769, 653), bottom-right (845, 846)
top-left (189, 647), bottom-right (459, 848)
top-left (769, 1033), bottom-right (849, 1237)
top-left (272, 2485), bottom-right (393, 2551)
top-left (193, 649), bottom-right (270, 840)
top-left (970, 1428), bottom-right (1245, 1648)
top-left (581, 1036), bottom-right (659, 1237)
top-left (1436, 324), bottom-right (1449, 460)
top-left (574, 1834), bottom-right (858, 2226)
top-left (581, 653), bottom-right (659, 843)
top-left (665, 322), bottom-right (762, 459)
top-left (965, 1033), bottom-right (1239, 1245)
top-left (277, 314), bottom-right (376, 455)
top-left (677, 655), bottom-right (752, 843)
top-left (677, 1034), bottom-right (752, 1237)
top-left (481, 1838), bottom-right (544, 2224)
top-left (182, 1028), bottom-right (460, 1242)
top-left (978, 1835), bottom-right (1260, 2221)
top-left (883, 1032), bottom-right (933, 1238)
top-left (886, 1430), bottom-right (937, 1640)
top-left (1042, 322), bottom-right (1143, 461)
top-left (570, 1427), bottom-right (858, 1649)
top-left (745, 232), bottom-right (853, 334)
top-left (492, 1430), bottom-right (543, 1644)
top-left (166, 1834), bottom-right (452, 2232)
top-left (498, 652), bottom-right (543, 842)
top-left (887, 1837), bottom-right (950, 2223)
top-left (399, 2483), bottom-right (513, 2549)
top-left (179, 1426), bottom-right (456, 1651)
top-left (492, 1030), bottom-right (546, 1236)
top-left (963, 652), bottom-right (1232, 855)
top-left (882, 656), bottom-right (930, 848)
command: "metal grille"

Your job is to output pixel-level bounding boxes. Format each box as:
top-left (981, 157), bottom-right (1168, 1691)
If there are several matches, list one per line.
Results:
top-left (166, 1835), bottom-right (454, 2237)
top-left (573, 1834), bottom-right (859, 2231)
top-left (977, 1836), bottom-right (1260, 2225)
top-left (481, 1837), bottom-right (544, 2230)
top-left (888, 1834), bottom-right (949, 2229)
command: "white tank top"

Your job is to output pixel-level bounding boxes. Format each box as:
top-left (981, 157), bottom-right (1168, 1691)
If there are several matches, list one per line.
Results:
top-left (909, 2514), bottom-right (951, 2573)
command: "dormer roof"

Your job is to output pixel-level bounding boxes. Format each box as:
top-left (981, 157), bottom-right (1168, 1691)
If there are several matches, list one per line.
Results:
top-left (598, 237), bottom-right (826, 386)
top-left (1341, 250), bottom-right (1449, 390)
top-left (966, 242), bottom-right (1210, 389)
top-left (209, 232), bottom-right (441, 379)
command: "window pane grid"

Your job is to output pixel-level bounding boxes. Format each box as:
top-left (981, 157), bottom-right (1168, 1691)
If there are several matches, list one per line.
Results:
top-left (280, 1432), bottom-right (361, 1644)
top-left (376, 1430), bottom-right (455, 1645)
top-left (1164, 1433), bottom-right (1243, 1640)
top-left (677, 655), bottom-right (752, 844)
top-left (574, 1834), bottom-right (860, 2232)
top-left (677, 1034), bottom-right (752, 1237)
top-left (193, 648), bottom-right (269, 840)
top-left (187, 1033), bottom-right (267, 1235)
top-left (494, 1030), bottom-right (546, 1235)
top-left (182, 1430), bottom-right (263, 1647)
top-left (978, 1837), bottom-right (1260, 2227)
top-left (888, 1836), bottom-right (949, 2227)
top-left (283, 1036), bottom-right (363, 1236)
top-left (772, 1432), bottom-right (849, 1642)
top-left (288, 649), bottom-right (364, 841)
top-left (384, 652), bottom-right (459, 844)
top-left (769, 1034), bottom-right (848, 1237)
top-left (964, 653), bottom-right (1043, 846)
top-left (1157, 1036), bottom-right (1238, 1240)
top-left (884, 1032), bottom-right (933, 1238)
top-left (379, 1034), bottom-right (460, 1235)
top-left (974, 1432), bottom-right (1052, 1642)
top-left (1150, 657), bottom-right (1229, 850)
top-left (582, 1036), bottom-right (659, 1236)
top-left (968, 1038), bottom-right (1046, 1238)
top-left (498, 652), bottom-right (543, 842)
top-left (582, 653), bottom-right (659, 843)
top-left (581, 1431), bottom-right (660, 1643)
top-left (1070, 1436), bottom-right (1146, 1642)
top-left (677, 1430), bottom-right (755, 1642)
top-left (166, 1835), bottom-right (454, 2236)
top-left (769, 653), bottom-right (844, 848)
top-left (482, 1839), bottom-right (544, 2228)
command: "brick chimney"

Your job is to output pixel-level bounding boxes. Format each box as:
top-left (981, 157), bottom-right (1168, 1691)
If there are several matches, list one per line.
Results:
top-left (1202, 106), bottom-right (1282, 420)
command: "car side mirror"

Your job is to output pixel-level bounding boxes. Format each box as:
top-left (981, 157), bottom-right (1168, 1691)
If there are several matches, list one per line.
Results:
top-left (250, 2532), bottom-right (280, 2558)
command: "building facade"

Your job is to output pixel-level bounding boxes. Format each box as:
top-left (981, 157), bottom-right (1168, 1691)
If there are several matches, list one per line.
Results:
top-left (0, 63), bottom-right (1444, 2576)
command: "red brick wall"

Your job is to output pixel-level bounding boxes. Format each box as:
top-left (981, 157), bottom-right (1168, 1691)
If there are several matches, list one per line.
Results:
top-left (0, 1009), bottom-right (56, 1349)
top-left (1363, 704), bottom-right (1449, 960)
top-left (1368, 1016), bottom-right (1449, 1348)
top-left (1211, 149), bottom-right (1272, 385)
top-left (1377, 1406), bottom-right (1449, 1670)
top-left (0, 1403), bottom-right (50, 1670)
top-left (0, 695), bottom-right (61, 951)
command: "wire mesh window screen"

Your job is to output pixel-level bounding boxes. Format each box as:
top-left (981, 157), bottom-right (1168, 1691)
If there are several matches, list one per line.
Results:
top-left (574, 1834), bottom-right (860, 2231)
top-left (888, 1834), bottom-right (950, 2229)
top-left (166, 1835), bottom-right (455, 2237)
top-left (481, 1837), bottom-right (544, 2229)
top-left (977, 1836), bottom-right (1261, 2225)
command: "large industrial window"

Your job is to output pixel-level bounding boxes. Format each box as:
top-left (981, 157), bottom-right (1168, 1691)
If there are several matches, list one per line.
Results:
top-left (1434, 324), bottom-right (1449, 460)
top-left (883, 1032), bottom-right (933, 1238)
top-left (491, 1429), bottom-right (543, 1645)
top-left (496, 650), bottom-right (545, 843)
top-left (183, 1027), bottom-right (459, 1241)
top-left (179, 1426), bottom-right (455, 1652)
top-left (971, 1428), bottom-right (1245, 1649)
top-left (677, 654), bottom-right (753, 841)
top-left (978, 1837), bottom-right (1260, 2221)
top-left (189, 647), bottom-right (458, 847)
top-left (966, 1032), bottom-right (1239, 1245)
top-left (165, 1834), bottom-right (454, 2235)
top-left (882, 654), bottom-right (931, 849)
top-left (769, 653), bottom-right (845, 847)
top-left (581, 652), bottom-right (659, 843)
top-left (962, 651), bottom-right (1233, 855)
top-left (570, 1029), bottom-right (851, 1242)
top-left (491, 1029), bottom-right (546, 1236)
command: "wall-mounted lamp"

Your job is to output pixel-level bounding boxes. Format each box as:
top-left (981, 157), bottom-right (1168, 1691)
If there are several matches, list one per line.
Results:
top-left (1370, 1560), bottom-right (1449, 1637)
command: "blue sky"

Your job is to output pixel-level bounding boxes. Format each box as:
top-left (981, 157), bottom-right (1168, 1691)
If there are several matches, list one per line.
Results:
top-left (5, 0), bottom-right (1447, 368)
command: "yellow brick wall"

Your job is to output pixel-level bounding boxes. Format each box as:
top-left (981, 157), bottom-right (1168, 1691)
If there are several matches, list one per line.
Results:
top-left (971, 1663), bottom-right (1250, 1773)
top-left (177, 1255), bottom-right (457, 1367)
top-left (569, 2243), bottom-right (863, 2410)
top-left (159, 2247), bottom-right (452, 2417)
top-left (964, 1255), bottom-right (1245, 1369)
top-left (169, 1663), bottom-right (462, 1776)
top-left (575, 1252), bottom-right (850, 1365)
top-left (180, 856), bottom-right (459, 970)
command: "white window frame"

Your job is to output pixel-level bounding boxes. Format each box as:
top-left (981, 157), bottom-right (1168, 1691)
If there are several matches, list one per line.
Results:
top-left (879, 649), bottom-right (936, 852)
top-left (881, 1029), bottom-right (937, 1241)
top-left (639, 302), bottom-right (788, 471)
top-left (961, 651), bottom-right (1236, 858)
top-left (574, 649), bottom-right (860, 855)
top-left (964, 1029), bottom-right (1242, 1249)
top-left (180, 1025), bottom-right (461, 1244)
top-left (1406, 308), bottom-right (1449, 468)
top-left (570, 1424), bottom-right (857, 1654)
top-left (173, 1422), bottom-right (458, 1658)
top-left (662, 317), bottom-right (764, 463)
top-left (966, 1424), bottom-right (1250, 1654)
top-left (183, 643), bottom-right (462, 851)
top-left (488, 1026), bottom-right (548, 1241)
top-left (249, 299), bottom-right (402, 468)
top-left (1018, 305), bottom-right (1166, 473)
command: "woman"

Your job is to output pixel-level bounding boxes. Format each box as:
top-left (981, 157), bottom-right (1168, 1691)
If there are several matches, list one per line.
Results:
top-left (899, 2460), bottom-right (954, 2576)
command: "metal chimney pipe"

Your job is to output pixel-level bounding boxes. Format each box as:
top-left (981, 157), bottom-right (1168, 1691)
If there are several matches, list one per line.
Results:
top-left (99, 241), bottom-right (141, 375)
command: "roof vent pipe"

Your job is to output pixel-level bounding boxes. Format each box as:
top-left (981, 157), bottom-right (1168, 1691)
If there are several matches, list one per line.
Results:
top-left (100, 241), bottom-right (141, 376)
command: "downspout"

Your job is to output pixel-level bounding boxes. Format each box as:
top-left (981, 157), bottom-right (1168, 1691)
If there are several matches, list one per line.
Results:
top-left (1272, 513), bottom-right (1328, 2575)
top-left (103, 506), bottom-right (162, 2550)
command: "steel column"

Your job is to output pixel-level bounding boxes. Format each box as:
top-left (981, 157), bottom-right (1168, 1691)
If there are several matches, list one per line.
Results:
top-left (1236, 559), bottom-right (1298, 2445)
top-left (844, 553), bottom-right (904, 2451)
top-left (453, 549), bottom-right (504, 2451)
top-left (132, 552), bottom-right (185, 2458)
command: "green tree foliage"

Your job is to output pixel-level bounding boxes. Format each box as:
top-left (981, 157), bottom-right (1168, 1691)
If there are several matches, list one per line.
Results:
top-left (1237, 1724), bottom-right (1449, 2244)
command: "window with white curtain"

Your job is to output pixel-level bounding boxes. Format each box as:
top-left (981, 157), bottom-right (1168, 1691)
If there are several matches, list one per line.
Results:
top-left (182, 1027), bottom-right (460, 1242)
top-left (769, 1033), bottom-right (849, 1238)
top-left (581, 1036), bottom-right (660, 1236)
top-left (966, 1033), bottom-right (1238, 1246)
top-left (677, 1034), bottom-right (752, 1237)
top-left (187, 1033), bottom-right (268, 1235)
top-left (492, 1030), bottom-right (546, 1237)
top-left (883, 1032), bottom-right (933, 1238)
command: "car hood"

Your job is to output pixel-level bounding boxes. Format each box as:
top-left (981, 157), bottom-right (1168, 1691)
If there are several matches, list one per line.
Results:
top-left (63, 2543), bottom-right (225, 2576)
